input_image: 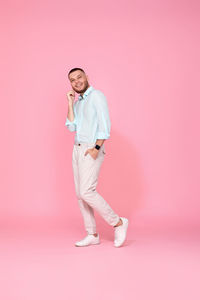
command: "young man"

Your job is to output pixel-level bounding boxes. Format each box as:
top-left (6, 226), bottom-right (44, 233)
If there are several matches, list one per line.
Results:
top-left (65, 67), bottom-right (129, 247)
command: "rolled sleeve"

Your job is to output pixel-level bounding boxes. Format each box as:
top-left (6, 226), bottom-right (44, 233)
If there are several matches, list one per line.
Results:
top-left (65, 103), bottom-right (77, 132)
top-left (93, 91), bottom-right (111, 139)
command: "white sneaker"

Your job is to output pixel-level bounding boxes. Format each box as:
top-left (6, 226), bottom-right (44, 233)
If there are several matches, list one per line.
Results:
top-left (75, 233), bottom-right (100, 247)
top-left (114, 217), bottom-right (129, 247)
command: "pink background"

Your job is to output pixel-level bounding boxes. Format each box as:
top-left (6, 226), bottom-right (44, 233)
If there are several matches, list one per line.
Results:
top-left (0, 0), bottom-right (200, 299)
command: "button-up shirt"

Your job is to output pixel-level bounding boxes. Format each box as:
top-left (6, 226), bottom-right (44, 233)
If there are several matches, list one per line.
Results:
top-left (65, 86), bottom-right (111, 144)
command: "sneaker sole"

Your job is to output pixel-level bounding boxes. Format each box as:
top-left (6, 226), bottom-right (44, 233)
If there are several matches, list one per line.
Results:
top-left (75, 241), bottom-right (100, 247)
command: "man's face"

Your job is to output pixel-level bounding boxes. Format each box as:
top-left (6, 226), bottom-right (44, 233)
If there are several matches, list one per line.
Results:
top-left (68, 70), bottom-right (89, 94)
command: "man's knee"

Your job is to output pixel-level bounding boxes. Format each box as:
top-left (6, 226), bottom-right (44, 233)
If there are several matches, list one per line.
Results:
top-left (80, 188), bottom-right (95, 200)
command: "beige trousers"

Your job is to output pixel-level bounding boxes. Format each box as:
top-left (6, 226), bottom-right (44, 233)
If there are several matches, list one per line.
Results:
top-left (72, 142), bottom-right (120, 234)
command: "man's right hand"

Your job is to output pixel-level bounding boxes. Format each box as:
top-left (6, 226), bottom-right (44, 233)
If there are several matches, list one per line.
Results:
top-left (66, 90), bottom-right (75, 105)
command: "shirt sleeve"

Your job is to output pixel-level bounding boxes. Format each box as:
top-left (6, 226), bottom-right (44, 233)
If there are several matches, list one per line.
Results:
top-left (93, 90), bottom-right (111, 139)
top-left (65, 102), bottom-right (77, 132)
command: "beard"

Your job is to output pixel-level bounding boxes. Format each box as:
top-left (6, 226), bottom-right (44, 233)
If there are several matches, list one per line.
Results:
top-left (73, 82), bottom-right (89, 94)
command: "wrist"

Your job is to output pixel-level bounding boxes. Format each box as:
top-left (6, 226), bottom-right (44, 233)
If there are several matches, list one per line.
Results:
top-left (94, 144), bottom-right (101, 150)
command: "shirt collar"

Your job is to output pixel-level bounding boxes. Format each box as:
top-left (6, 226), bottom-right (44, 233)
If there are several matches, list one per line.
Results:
top-left (78, 86), bottom-right (94, 101)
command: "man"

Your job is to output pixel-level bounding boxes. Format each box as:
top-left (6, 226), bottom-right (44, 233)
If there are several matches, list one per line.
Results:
top-left (65, 67), bottom-right (129, 247)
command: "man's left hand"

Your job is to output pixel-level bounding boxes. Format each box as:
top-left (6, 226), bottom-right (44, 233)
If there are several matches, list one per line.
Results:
top-left (85, 148), bottom-right (99, 160)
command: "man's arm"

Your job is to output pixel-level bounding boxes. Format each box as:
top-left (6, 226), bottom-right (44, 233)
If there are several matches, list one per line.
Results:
top-left (65, 102), bottom-right (77, 132)
top-left (93, 90), bottom-right (111, 140)
top-left (85, 91), bottom-right (111, 159)
top-left (95, 139), bottom-right (105, 147)
top-left (65, 90), bottom-right (77, 132)
top-left (67, 102), bottom-right (75, 122)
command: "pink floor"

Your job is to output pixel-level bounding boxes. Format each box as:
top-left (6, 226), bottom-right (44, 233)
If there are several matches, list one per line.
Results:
top-left (1, 221), bottom-right (199, 300)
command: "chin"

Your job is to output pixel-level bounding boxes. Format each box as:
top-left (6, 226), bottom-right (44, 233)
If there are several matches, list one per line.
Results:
top-left (78, 87), bottom-right (87, 94)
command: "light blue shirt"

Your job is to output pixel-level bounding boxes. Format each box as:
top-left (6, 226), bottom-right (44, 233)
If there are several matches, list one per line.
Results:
top-left (65, 86), bottom-right (111, 144)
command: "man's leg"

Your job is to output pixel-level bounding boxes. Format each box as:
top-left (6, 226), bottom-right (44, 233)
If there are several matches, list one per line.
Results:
top-left (79, 144), bottom-right (120, 227)
top-left (72, 145), bottom-right (97, 235)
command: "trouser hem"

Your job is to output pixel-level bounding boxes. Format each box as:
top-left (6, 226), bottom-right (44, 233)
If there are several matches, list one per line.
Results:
top-left (111, 216), bottom-right (121, 227)
top-left (86, 227), bottom-right (97, 234)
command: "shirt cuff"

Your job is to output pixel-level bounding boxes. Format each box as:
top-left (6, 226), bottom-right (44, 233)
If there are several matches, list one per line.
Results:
top-left (65, 117), bottom-right (76, 126)
top-left (96, 132), bottom-right (110, 139)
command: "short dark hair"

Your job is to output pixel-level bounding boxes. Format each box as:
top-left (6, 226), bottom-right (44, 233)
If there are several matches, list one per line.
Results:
top-left (68, 67), bottom-right (85, 77)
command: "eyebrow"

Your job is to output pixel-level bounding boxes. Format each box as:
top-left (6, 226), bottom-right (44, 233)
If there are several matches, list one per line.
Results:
top-left (70, 74), bottom-right (82, 81)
